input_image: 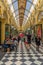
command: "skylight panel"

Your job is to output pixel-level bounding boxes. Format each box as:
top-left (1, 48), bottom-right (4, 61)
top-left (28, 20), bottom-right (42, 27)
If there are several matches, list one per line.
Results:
top-left (12, 0), bottom-right (16, 2)
top-left (25, 10), bottom-right (29, 16)
top-left (26, 1), bottom-right (31, 10)
top-left (13, 1), bottom-right (18, 10)
top-left (15, 10), bottom-right (19, 15)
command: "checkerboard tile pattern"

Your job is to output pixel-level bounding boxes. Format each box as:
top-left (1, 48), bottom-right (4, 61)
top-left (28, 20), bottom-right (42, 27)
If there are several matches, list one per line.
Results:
top-left (0, 41), bottom-right (43, 65)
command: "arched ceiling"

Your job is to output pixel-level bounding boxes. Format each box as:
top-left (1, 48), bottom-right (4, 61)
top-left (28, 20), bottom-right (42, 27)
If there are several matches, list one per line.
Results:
top-left (7, 0), bottom-right (39, 31)
top-left (9, 0), bottom-right (34, 27)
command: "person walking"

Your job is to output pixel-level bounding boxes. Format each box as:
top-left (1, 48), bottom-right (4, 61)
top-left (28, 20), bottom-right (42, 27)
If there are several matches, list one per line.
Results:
top-left (35, 36), bottom-right (41, 51)
top-left (26, 32), bottom-right (31, 50)
top-left (18, 36), bottom-right (21, 43)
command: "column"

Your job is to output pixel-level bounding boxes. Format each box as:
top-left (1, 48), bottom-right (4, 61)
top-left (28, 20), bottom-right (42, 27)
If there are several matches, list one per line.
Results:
top-left (42, 24), bottom-right (43, 45)
top-left (1, 22), bottom-right (5, 44)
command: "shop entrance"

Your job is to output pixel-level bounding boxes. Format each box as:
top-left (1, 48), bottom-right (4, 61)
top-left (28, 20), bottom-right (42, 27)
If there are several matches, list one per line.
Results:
top-left (5, 24), bottom-right (10, 39)
top-left (0, 21), bottom-right (1, 44)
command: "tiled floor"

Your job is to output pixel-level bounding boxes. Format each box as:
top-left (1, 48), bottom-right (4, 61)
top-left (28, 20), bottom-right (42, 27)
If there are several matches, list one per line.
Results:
top-left (0, 41), bottom-right (43, 65)
top-left (0, 48), bottom-right (6, 60)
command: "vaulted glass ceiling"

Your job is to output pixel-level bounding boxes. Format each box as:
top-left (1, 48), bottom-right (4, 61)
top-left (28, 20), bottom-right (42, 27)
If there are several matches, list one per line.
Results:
top-left (12, 0), bottom-right (19, 26)
top-left (7, 0), bottom-right (38, 27)
top-left (23, 0), bottom-right (33, 25)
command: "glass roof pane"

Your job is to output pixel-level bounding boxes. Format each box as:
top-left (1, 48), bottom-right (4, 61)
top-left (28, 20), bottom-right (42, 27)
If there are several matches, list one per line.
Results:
top-left (23, 0), bottom-right (33, 25)
top-left (13, 1), bottom-right (18, 10)
top-left (15, 10), bottom-right (19, 15)
top-left (27, 0), bottom-right (33, 3)
top-left (26, 1), bottom-right (31, 10)
top-left (24, 10), bottom-right (29, 16)
top-left (12, 0), bottom-right (16, 2)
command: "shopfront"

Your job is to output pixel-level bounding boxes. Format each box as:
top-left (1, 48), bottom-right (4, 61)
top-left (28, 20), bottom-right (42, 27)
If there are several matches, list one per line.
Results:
top-left (5, 24), bottom-right (10, 38)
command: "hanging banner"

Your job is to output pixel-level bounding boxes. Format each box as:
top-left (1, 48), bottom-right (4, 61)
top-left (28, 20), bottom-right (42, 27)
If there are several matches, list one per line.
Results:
top-left (37, 25), bottom-right (42, 38)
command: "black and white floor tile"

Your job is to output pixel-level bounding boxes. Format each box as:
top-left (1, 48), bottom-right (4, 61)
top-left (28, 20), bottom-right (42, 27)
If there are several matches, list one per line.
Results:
top-left (0, 41), bottom-right (43, 65)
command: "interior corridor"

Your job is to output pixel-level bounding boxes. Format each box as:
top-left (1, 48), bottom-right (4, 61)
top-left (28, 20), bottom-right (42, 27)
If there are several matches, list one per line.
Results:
top-left (0, 0), bottom-right (43, 65)
top-left (0, 41), bottom-right (43, 65)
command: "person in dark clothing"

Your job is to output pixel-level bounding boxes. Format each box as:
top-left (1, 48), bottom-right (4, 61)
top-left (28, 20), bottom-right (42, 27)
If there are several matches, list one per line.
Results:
top-left (27, 34), bottom-right (31, 44)
top-left (35, 36), bottom-right (41, 51)
top-left (24, 37), bottom-right (25, 42)
top-left (26, 33), bottom-right (31, 50)
top-left (18, 36), bottom-right (21, 43)
top-left (9, 34), bottom-right (12, 39)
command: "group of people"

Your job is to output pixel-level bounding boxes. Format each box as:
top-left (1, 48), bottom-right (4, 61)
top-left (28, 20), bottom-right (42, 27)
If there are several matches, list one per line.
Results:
top-left (24, 33), bottom-right (31, 51)
top-left (24, 32), bottom-right (41, 51)
top-left (3, 34), bottom-right (21, 52)
top-left (3, 32), bottom-right (42, 52)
